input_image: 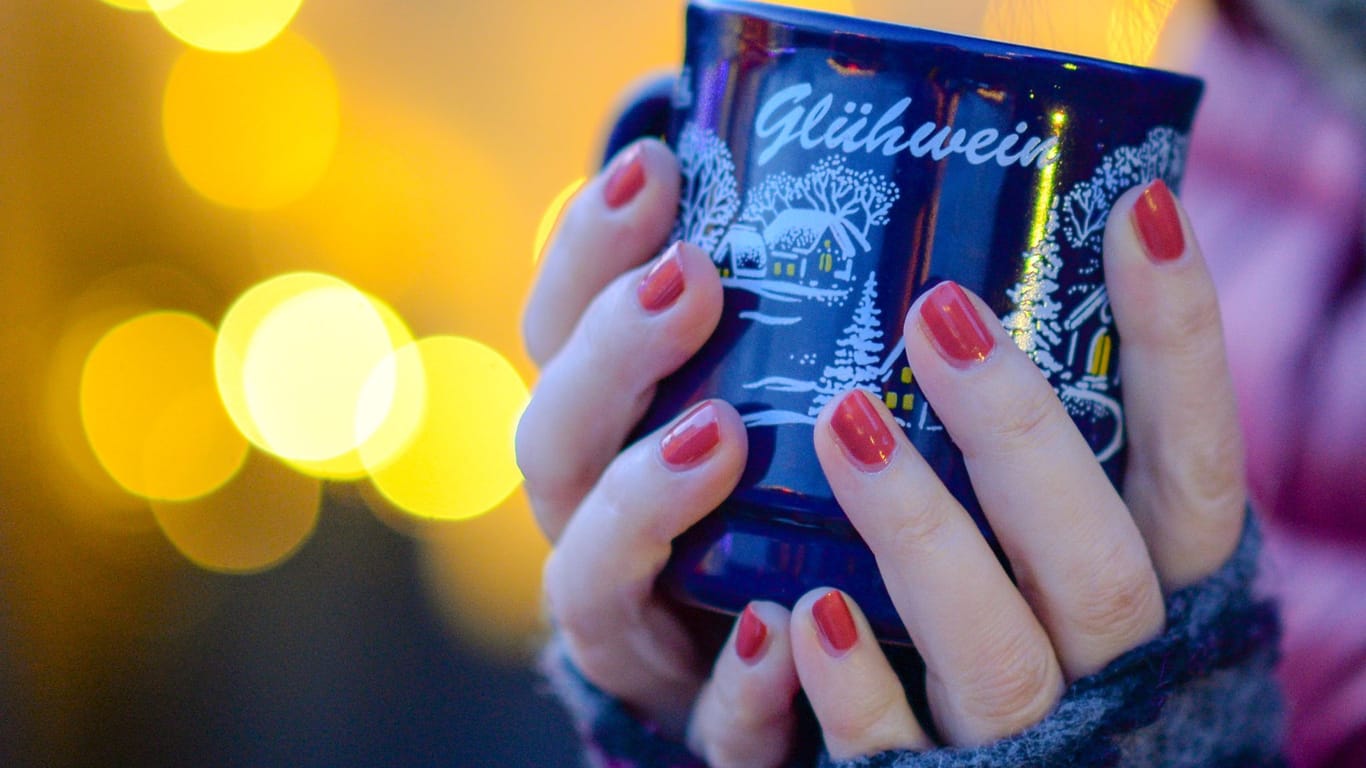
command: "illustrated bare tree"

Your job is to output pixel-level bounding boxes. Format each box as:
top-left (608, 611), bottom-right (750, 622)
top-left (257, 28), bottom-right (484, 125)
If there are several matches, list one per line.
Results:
top-left (740, 170), bottom-right (805, 224)
top-left (1062, 126), bottom-right (1187, 251)
top-left (674, 122), bottom-right (740, 254)
top-left (800, 156), bottom-right (899, 252)
top-left (810, 270), bottom-right (885, 415)
top-left (1001, 205), bottom-right (1066, 378)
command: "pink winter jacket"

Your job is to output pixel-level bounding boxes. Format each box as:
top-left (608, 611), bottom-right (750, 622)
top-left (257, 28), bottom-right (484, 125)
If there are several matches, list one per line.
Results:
top-left (1184, 18), bottom-right (1366, 768)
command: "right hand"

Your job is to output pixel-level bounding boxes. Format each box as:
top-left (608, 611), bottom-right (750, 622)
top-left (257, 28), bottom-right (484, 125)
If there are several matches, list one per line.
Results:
top-left (517, 139), bottom-right (802, 767)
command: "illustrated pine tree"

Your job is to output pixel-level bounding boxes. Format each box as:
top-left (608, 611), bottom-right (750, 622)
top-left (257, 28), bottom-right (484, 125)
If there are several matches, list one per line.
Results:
top-left (674, 122), bottom-right (740, 254)
top-left (1001, 204), bottom-right (1067, 378)
top-left (810, 270), bottom-right (885, 415)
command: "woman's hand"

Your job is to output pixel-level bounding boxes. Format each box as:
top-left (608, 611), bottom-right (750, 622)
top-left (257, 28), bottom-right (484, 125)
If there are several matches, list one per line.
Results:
top-left (518, 139), bottom-right (802, 767)
top-left (720, 179), bottom-right (1249, 758)
top-left (523, 134), bottom-right (1246, 764)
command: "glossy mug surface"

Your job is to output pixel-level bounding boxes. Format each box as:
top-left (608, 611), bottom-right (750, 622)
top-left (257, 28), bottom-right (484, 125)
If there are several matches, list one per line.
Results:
top-left (617, 0), bottom-right (1202, 642)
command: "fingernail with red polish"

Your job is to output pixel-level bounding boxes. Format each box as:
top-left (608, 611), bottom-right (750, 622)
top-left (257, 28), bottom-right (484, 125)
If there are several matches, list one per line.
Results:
top-left (603, 144), bottom-right (646, 209)
top-left (1131, 179), bottom-right (1185, 263)
top-left (918, 281), bottom-right (996, 368)
top-left (830, 390), bottom-right (896, 472)
top-left (660, 402), bottom-right (720, 470)
top-left (638, 244), bottom-right (685, 312)
top-left (812, 590), bottom-right (859, 656)
top-left (735, 605), bottom-right (768, 664)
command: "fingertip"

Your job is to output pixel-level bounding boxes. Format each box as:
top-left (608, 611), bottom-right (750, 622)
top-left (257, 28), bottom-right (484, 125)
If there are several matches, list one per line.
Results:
top-left (789, 588), bottom-right (930, 758)
top-left (689, 602), bottom-right (800, 768)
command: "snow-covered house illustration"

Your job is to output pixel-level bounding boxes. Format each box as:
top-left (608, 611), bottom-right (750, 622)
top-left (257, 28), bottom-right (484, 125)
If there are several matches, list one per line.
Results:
top-left (762, 209), bottom-right (858, 283)
top-left (874, 337), bottom-right (917, 417)
top-left (715, 224), bottom-right (767, 278)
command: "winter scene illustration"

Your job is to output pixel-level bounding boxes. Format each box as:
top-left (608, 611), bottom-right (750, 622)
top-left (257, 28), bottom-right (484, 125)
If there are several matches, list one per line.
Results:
top-left (673, 120), bottom-right (1188, 458)
top-left (1001, 126), bottom-right (1188, 461)
top-left (672, 122), bottom-right (905, 427)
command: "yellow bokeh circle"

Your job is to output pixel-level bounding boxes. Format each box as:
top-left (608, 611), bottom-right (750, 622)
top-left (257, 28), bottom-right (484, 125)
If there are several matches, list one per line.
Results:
top-left (152, 450), bottom-right (320, 574)
top-left (242, 287), bottom-right (395, 462)
top-left (153, 0), bottom-right (303, 53)
top-left (367, 337), bottom-right (528, 521)
top-left (215, 272), bottom-right (349, 451)
top-left (216, 274), bottom-right (423, 479)
top-left (80, 311), bottom-right (249, 501)
top-left (100, 0), bottom-right (185, 11)
top-left (162, 31), bottom-right (339, 210)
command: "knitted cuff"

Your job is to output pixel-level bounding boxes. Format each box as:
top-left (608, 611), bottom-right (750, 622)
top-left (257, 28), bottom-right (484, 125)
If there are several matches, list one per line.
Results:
top-left (822, 513), bottom-right (1284, 768)
top-left (540, 638), bottom-right (705, 768)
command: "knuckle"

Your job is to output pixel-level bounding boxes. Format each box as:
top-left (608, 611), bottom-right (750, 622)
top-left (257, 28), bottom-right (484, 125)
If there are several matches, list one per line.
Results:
top-left (1154, 289), bottom-right (1223, 356)
top-left (981, 383), bottom-right (1061, 456)
top-left (820, 685), bottom-right (906, 747)
top-left (1069, 550), bottom-right (1164, 646)
top-left (956, 629), bottom-right (1061, 730)
top-left (1159, 430), bottom-right (1246, 517)
top-left (886, 499), bottom-right (954, 559)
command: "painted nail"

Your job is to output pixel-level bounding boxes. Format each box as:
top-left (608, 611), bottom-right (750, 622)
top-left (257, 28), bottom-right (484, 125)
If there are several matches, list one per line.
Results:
top-left (735, 605), bottom-right (769, 664)
top-left (918, 281), bottom-right (996, 368)
top-left (1131, 179), bottom-right (1185, 263)
top-left (660, 401), bottom-right (721, 469)
top-left (812, 590), bottom-right (859, 655)
top-left (638, 244), bottom-right (685, 312)
top-left (830, 390), bottom-right (896, 472)
top-left (603, 144), bottom-right (646, 209)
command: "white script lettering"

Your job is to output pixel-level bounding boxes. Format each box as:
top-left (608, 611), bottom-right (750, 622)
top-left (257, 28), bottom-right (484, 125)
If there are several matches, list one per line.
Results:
top-left (754, 83), bottom-right (1059, 170)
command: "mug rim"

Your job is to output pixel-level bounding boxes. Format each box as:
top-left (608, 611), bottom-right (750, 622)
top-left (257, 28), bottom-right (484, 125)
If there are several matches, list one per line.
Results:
top-left (692, 0), bottom-right (1203, 89)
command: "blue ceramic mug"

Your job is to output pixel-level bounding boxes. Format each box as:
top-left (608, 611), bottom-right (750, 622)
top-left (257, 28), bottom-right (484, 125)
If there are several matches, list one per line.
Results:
top-left (610, 0), bottom-right (1203, 643)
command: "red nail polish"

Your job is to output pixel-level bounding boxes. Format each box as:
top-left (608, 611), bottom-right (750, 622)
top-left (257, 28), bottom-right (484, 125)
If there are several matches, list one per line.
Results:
top-left (1131, 179), bottom-right (1185, 263)
top-left (830, 390), bottom-right (896, 472)
top-left (638, 245), bottom-right (685, 312)
top-left (603, 144), bottom-right (646, 209)
top-left (660, 402), bottom-right (720, 469)
top-left (812, 590), bottom-right (859, 655)
top-left (735, 605), bottom-right (768, 664)
top-left (918, 281), bottom-right (996, 368)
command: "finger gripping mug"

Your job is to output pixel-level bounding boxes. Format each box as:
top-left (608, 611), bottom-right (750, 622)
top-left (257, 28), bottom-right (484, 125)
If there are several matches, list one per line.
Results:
top-left (613, 0), bottom-right (1202, 643)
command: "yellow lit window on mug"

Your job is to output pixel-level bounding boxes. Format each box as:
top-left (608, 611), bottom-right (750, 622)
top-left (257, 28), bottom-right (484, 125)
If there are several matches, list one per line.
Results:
top-left (1088, 332), bottom-right (1112, 377)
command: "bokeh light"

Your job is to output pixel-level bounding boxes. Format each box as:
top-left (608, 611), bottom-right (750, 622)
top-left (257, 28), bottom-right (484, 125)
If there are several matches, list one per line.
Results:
top-left (236, 283), bottom-right (401, 463)
top-left (151, 450), bottom-right (321, 573)
top-left (215, 272), bottom-right (345, 450)
top-left (367, 336), bottom-right (528, 521)
top-left (80, 311), bottom-right (249, 501)
top-left (100, 0), bottom-right (185, 11)
top-left (417, 490), bottom-right (551, 661)
top-left (981, 0), bottom-right (1179, 64)
top-left (162, 31), bottom-right (339, 210)
top-left (152, 0), bottom-right (303, 53)
top-left (533, 177), bottom-right (586, 263)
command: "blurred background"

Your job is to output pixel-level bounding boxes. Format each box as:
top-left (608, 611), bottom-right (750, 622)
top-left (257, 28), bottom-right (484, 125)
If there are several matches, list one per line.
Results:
top-left (0, 1), bottom-right (1211, 765)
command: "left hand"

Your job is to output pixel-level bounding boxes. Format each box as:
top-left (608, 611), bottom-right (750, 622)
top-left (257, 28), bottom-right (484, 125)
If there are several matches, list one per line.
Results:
top-left (687, 180), bottom-right (1248, 758)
